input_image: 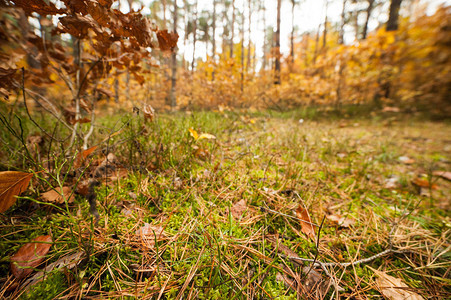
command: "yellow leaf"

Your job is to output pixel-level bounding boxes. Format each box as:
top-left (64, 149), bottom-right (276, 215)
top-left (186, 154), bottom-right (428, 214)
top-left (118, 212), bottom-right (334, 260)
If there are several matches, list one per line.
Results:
top-left (188, 128), bottom-right (198, 140)
top-left (198, 133), bottom-right (216, 140)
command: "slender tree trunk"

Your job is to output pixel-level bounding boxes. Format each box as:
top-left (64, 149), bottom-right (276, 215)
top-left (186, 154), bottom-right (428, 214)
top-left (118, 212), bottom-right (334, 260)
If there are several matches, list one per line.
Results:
top-left (362, 0), bottom-right (375, 39)
top-left (212, 0), bottom-right (216, 59)
top-left (290, 0), bottom-right (295, 66)
top-left (322, 0), bottom-right (328, 49)
top-left (240, 8), bottom-right (245, 92)
top-left (274, 0), bottom-right (281, 84)
top-left (191, 0), bottom-right (198, 72)
top-left (230, 0), bottom-right (235, 58)
top-left (170, 0), bottom-right (178, 109)
top-left (338, 0), bottom-right (347, 44)
top-left (313, 23), bottom-right (320, 64)
top-left (212, 0), bottom-right (216, 81)
top-left (386, 0), bottom-right (402, 31)
top-left (114, 78), bottom-right (119, 103)
top-left (262, 0), bottom-right (267, 71)
top-left (183, 0), bottom-right (189, 69)
top-left (246, 0), bottom-right (251, 74)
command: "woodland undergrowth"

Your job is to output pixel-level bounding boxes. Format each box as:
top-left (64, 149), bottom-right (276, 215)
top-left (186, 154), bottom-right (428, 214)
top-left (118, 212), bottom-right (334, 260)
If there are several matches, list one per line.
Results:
top-left (0, 107), bottom-right (450, 299)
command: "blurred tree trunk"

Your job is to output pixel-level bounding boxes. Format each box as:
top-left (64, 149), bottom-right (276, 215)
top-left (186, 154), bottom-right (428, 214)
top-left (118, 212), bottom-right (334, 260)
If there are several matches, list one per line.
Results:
top-left (170, 0), bottom-right (177, 109)
top-left (274, 0), bottom-right (281, 84)
top-left (191, 0), bottom-right (197, 72)
top-left (212, 0), bottom-right (216, 81)
top-left (322, 0), bottom-right (328, 48)
top-left (261, 0), bottom-right (267, 71)
top-left (386, 0), bottom-right (402, 31)
top-left (290, 0), bottom-right (296, 66)
top-left (362, 0), bottom-right (375, 39)
top-left (240, 8), bottom-right (244, 92)
top-left (230, 0), bottom-right (235, 58)
top-left (338, 0), bottom-right (347, 44)
top-left (246, 0), bottom-right (251, 75)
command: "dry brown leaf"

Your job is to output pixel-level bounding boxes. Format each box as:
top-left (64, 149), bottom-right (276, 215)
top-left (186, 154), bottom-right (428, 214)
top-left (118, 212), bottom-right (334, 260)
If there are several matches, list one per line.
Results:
top-left (371, 267), bottom-right (424, 300)
top-left (74, 146), bottom-right (98, 168)
top-left (135, 223), bottom-right (166, 247)
top-left (433, 171), bottom-right (451, 181)
top-left (231, 199), bottom-right (247, 220)
top-left (398, 156), bottom-right (415, 164)
top-left (295, 205), bottom-right (315, 239)
top-left (10, 235), bottom-right (52, 279)
top-left (0, 171), bottom-right (34, 213)
top-left (411, 178), bottom-right (438, 189)
top-left (326, 214), bottom-right (355, 228)
top-left (21, 251), bottom-right (85, 290)
top-left (143, 104), bottom-right (155, 122)
top-left (41, 186), bottom-right (75, 204)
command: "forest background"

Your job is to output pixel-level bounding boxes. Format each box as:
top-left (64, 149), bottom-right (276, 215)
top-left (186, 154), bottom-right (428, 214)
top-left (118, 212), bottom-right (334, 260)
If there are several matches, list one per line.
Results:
top-left (0, 0), bottom-right (451, 299)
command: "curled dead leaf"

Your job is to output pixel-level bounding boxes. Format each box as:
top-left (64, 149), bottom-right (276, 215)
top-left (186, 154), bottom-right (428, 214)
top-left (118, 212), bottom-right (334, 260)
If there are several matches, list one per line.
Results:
top-left (295, 205), bottom-right (315, 240)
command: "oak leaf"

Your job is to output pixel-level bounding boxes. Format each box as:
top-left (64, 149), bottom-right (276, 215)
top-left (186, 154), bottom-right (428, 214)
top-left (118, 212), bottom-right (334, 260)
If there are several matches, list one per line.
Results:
top-left (41, 187), bottom-right (75, 204)
top-left (371, 268), bottom-right (424, 300)
top-left (10, 235), bottom-right (52, 279)
top-left (295, 205), bottom-right (315, 239)
top-left (0, 171), bottom-right (34, 213)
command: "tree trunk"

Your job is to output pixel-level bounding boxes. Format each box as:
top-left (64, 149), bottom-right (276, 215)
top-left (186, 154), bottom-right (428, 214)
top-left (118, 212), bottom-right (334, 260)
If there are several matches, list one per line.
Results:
top-left (191, 0), bottom-right (197, 72)
top-left (386, 0), bottom-right (402, 31)
top-left (274, 0), bottom-right (281, 85)
top-left (262, 0), bottom-right (267, 71)
top-left (212, 0), bottom-right (216, 59)
top-left (338, 0), bottom-right (347, 44)
top-left (322, 0), bottom-right (328, 49)
top-left (212, 0), bottom-right (216, 81)
top-left (362, 0), bottom-right (375, 39)
top-left (170, 0), bottom-right (178, 109)
top-left (290, 0), bottom-right (295, 66)
top-left (246, 0), bottom-right (251, 74)
top-left (230, 0), bottom-right (235, 58)
top-left (240, 7), bottom-right (245, 92)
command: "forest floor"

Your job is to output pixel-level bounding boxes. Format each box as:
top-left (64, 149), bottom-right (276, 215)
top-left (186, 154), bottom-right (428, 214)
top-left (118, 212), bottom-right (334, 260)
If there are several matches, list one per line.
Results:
top-left (1, 110), bottom-right (450, 299)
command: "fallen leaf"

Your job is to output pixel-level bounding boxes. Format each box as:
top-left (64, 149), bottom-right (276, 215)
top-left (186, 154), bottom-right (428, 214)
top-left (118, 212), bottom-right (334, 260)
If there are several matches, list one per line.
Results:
top-left (188, 128), bottom-right (199, 140)
top-left (21, 251), bottom-right (85, 290)
top-left (398, 156), bottom-right (415, 164)
top-left (231, 199), bottom-right (247, 220)
top-left (41, 186), bottom-right (75, 204)
top-left (143, 104), bottom-right (155, 122)
top-left (0, 171), bottom-right (34, 213)
top-left (371, 267), bottom-right (425, 300)
top-left (198, 133), bottom-right (216, 140)
top-left (295, 205), bottom-right (315, 239)
top-left (411, 178), bottom-right (438, 189)
top-left (135, 223), bottom-right (166, 248)
top-left (433, 171), bottom-right (451, 181)
top-left (10, 235), bottom-right (52, 279)
top-left (382, 106), bottom-right (401, 113)
top-left (326, 214), bottom-right (355, 228)
top-left (194, 148), bottom-right (209, 160)
top-left (385, 176), bottom-right (399, 189)
top-left (74, 146), bottom-right (98, 168)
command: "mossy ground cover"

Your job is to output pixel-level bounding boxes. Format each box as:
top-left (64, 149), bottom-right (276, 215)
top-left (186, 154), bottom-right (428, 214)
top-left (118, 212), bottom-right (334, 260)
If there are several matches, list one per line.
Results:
top-left (1, 109), bottom-right (450, 299)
